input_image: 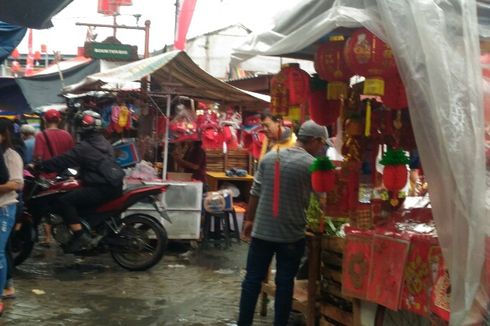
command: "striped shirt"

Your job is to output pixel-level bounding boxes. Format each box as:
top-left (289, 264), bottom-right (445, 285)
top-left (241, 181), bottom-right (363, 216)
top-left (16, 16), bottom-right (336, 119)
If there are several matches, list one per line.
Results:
top-left (251, 147), bottom-right (314, 243)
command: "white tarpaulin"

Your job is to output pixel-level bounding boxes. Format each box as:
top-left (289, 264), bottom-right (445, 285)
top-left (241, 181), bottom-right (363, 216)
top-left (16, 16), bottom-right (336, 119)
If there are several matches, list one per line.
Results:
top-left (234, 1), bottom-right (488, 324)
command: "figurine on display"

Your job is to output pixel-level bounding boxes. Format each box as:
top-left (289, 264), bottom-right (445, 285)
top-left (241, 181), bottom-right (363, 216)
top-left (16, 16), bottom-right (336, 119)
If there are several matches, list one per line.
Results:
top-left (110, 95), bottom-right (133, 133)
top-left (219, 106), bottom-right (242, 150)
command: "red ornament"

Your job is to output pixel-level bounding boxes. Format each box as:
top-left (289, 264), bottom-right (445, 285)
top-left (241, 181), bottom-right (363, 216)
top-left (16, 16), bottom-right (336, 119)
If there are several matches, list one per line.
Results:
top-left (34, 51), bottom-right (42, 61)
top-left (311, 170), bottom-right (336, 192)
top-left (11, 61), bottom-right (20, 73)
top-left (271, 63), bottom-right (310, 116)
top-left (315, 40), bottom-right (350, 81)
top-left (382, 74), bottom-right (408, 109)
top-left (309, 88), bottom-right (341, 126)
top-left (383, 165), bottom-right (408, 191)
top-left (11, 48), bottom-right (19, 59)
top-left (344, 28), bottom-right (398, 96)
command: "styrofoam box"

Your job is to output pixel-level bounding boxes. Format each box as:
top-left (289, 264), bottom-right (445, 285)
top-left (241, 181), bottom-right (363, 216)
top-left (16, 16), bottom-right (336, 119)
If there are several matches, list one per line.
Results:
top-left (145, 181), bottom-right (203, 211)
top-left (124, 203), bottom-right (201, 240)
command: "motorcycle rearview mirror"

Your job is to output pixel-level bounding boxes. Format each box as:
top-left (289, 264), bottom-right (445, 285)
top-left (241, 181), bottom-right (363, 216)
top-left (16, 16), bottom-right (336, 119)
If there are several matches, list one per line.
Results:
top-left (67, 168), bottom-right (78, 177)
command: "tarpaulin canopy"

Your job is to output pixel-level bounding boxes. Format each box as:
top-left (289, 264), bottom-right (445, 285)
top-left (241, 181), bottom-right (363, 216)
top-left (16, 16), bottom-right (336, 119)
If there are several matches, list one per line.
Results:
top-left (63, 50), bottom-right (270, 106)
top-left (234, 1), bottom-right (488, 324)
top-left (0, 58), bottom-right (100, 113)
top-left (0, 0), bottom-right (74, 29)
top-left (0, 21), bottom-right (26, 64)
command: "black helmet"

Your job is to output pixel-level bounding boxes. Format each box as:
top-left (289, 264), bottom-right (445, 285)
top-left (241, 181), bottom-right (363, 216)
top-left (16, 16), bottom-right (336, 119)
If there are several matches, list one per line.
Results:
top-left (76, 110), bottom-right (102, 132)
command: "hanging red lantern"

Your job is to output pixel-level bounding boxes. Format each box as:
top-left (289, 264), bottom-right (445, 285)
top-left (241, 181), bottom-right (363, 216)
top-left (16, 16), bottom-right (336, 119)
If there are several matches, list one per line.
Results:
top-left (314, 38), bottom-right (351, 100)
top-left (11, 61), bottom-right (20, 73)
top-left (34, 51), bottom-right (42, 61)
top-left (271, 63), bottom-right (310, 116)
top-left (344, 28), bottom-right (398, 96)
top-left (11, 48), bottom-right (19, 59)
top-left (310, 157), bottom-right (337, 192)
top-left (382, 74), bottom-right (408, 109)
top-left (379, 148), bottom-right (409, 205)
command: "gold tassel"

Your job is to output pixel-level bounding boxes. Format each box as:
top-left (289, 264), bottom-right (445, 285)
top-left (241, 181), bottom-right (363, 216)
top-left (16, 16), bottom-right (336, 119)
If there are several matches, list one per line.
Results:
top-left (364, 100), bottom-right (372, 137)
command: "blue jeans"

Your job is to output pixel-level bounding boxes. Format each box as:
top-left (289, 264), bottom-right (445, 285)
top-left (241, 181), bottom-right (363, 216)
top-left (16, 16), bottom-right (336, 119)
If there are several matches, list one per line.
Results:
top-left (238, 237), bottom-right (306, 326)
top-left (0, 204), bottom-right (16, 296)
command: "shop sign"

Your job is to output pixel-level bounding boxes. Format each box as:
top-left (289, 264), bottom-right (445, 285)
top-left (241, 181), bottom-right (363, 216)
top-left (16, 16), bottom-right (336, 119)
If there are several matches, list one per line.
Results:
top-left (85, 42), bottom-right (137, 61)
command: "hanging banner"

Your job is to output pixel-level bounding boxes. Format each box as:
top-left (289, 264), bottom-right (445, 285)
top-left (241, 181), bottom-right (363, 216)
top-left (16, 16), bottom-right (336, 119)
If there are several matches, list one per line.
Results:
top-left (98, 0), bottom-right (119, 16)
top-left (174, 0), bottom-right (197, 50)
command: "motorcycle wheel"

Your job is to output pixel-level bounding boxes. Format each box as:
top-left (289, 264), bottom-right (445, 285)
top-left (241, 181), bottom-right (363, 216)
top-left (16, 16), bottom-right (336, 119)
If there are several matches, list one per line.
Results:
top-left (11, 220), bottom-right (36, 266)
top-left (111, 214), bottom-right (167, 271)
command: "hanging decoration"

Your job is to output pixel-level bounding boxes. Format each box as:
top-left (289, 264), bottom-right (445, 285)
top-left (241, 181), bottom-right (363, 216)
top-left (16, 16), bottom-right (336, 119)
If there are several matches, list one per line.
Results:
top-left (309, 156), bottom-right (336, 192)
top-left (314, 37), bottom-right (351, 100)
top-left (382, 74), bottom-right (408, 109)
top-left (344, 28), bottom-right (397, 96)
top-left (308, 74), bottom-right (341, 126)
top-left (379, 148), bottom-right (409, 206)
top-left (270, 63), bottom-right (310, 116)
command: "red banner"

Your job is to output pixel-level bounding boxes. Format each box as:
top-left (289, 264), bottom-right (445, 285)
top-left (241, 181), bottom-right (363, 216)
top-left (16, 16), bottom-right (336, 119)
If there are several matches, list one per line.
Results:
top-left (429, 246), bottom-right (450, 321)
top-left (98, 0), bottom-right (119, 15)
top-left (367, 234), bottom-right (410, 310)
top-left (342, 229), bottom-right (373, 299)
top-left (24, 29), bottom-right (34, 76)
top-left (174, 0), bottom-right (197, 50)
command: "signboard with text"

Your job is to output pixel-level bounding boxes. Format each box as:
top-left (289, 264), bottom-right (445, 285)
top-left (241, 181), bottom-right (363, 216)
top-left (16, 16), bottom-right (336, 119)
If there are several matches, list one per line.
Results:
top-left (84, 42), bottom-right (138, 61)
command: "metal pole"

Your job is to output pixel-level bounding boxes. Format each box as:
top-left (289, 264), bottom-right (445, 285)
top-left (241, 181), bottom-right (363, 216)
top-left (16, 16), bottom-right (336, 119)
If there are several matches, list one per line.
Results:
top-left (162, 95), bottom-right (171, 180)
top-left (113, 14), bottom-right (117, 37)
top-left (174, 0), bottom-right (180, 43)
top-left (144, 20), bottom-right (151, 59)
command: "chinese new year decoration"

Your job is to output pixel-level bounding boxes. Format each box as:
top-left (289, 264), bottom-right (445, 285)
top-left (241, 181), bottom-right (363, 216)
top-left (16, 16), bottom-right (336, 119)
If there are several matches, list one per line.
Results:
top-left (308, 75), bottom-right (341, 126)
top-left (315, 37), bottom-right (351, 100)
top-left (379, 148), bottom-right (409, 206)
top-left (310, 156), bottom-right (336, 192)
top-left (270, 63), bottom-right (310, 116)
top-left (344, 28), bottom-right (397, 96)
top-left (382, 74), bottom-right (408, 109)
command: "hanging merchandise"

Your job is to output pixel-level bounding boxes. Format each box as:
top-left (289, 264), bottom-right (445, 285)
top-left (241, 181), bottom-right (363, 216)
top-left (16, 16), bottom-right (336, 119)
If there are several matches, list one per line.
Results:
top-left (382, 74), bottom-right (408, 110)
top-left (270, 63), bottom-right (310, 116)
top-left (344, 28), bottom-right (398, 96)
top-left (219, 107), bottom-right (242, 150)
top-left (314, 36), bottom-right (351, 100)
top-left (169, 104), bottom-right (198, 142)
top-left (309, 156), bottom-right (336, 192)
top-left (379, 148), bottom-right (409, 206)
top-left (201, 124), bottom-right (222, 150)
top-left (308, 75), bottom-right (341, 126)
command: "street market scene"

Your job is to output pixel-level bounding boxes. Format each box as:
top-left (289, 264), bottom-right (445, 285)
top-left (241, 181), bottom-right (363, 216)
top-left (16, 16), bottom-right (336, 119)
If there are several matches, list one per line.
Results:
top-left (0, 0), bottom-right (488, 325)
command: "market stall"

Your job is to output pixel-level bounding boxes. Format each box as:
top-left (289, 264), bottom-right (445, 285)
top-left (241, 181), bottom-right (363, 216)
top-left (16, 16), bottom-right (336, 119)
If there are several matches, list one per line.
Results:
top-left (62, 50), bottom-right (269, 240)
top-left (234, 1), bottom-right (488, 325)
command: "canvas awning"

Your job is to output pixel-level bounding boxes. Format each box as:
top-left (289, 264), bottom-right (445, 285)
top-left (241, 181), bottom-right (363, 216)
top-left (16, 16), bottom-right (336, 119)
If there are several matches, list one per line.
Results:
top-left (63, 51), bottom-right (270, 106)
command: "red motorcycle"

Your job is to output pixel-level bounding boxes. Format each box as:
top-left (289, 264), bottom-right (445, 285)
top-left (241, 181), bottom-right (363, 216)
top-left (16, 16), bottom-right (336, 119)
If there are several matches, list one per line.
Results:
top-left (11, 169), bottom-right (170, 271)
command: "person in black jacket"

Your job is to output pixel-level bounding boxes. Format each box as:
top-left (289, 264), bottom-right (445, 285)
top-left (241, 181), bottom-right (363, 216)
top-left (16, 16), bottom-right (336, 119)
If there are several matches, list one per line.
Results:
top-left (35, 110), bottom-right (124, 253)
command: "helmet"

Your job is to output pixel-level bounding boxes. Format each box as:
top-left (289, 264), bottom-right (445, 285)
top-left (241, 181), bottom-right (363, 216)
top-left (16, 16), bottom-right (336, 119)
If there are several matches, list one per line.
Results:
top-left (77, 110), bottom-right (102, 132)
top-left (44, 109), bottom-right (61, 123)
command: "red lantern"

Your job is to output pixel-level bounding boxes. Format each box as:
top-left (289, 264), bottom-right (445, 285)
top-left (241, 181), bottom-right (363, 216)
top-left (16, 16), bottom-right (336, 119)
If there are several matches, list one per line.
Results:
top-left (311, 170), bottom-right (336, 192)
top-left (11, 48), bottom-right (19, 59)
top-left (344, 28), bottom-right (398, 96)
top-left (34, 51), bottom-right (42, 61)
top-left (315, 39), bottom-right (351, 100)
top-left (382, 165), bottom-right (408, 191)
top-left (11, 61), bottom-right (20, 73)
top-left (382, 74), bottom-right (408, 109)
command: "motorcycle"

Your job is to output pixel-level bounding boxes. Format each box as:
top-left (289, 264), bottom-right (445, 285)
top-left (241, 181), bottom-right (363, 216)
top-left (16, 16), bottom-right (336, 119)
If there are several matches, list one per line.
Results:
top-left (10, 169), bottom-right (170, 271)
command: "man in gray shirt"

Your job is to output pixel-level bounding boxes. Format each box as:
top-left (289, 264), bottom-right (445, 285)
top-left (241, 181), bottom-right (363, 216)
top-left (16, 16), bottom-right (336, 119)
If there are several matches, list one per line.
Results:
top-left (238, 120), bottom-right (328, 326)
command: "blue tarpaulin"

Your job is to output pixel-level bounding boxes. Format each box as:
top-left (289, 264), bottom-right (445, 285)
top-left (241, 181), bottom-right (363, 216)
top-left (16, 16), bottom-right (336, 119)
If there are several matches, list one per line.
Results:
top-left (0, 0), bottom-right (74, 29)
top-left (0, 21), bottom-right (27, 65)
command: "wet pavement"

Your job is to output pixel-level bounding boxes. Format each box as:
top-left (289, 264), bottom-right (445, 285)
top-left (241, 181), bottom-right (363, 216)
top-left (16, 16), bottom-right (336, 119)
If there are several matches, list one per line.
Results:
top-left (3, 240), bottom-right (275, 325)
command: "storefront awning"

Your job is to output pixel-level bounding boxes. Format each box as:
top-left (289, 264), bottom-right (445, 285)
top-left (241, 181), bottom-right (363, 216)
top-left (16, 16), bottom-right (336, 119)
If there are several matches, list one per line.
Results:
top-left (63, 51), bottom-right (270, 106)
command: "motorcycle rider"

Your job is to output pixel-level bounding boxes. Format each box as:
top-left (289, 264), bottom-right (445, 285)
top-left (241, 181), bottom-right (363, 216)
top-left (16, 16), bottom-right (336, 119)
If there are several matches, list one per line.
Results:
top-left (33, 110), bottom-right (124, 253)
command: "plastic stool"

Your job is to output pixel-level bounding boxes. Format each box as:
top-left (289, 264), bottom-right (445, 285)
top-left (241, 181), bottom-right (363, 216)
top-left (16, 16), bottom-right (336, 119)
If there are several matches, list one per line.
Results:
top-left (202, 209), bottom-right (240, 248)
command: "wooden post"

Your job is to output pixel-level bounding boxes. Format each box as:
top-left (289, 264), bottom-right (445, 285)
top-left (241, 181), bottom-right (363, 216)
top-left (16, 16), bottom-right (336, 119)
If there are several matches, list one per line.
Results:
top-left (306, 233), bottom-right (320, 325)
